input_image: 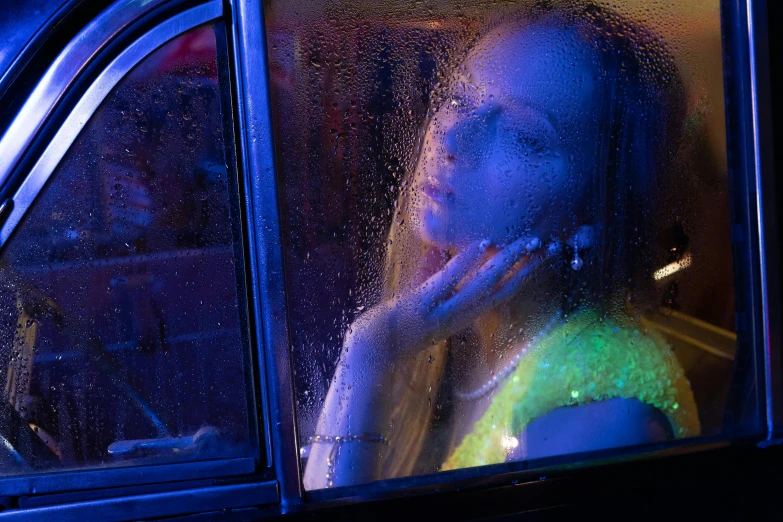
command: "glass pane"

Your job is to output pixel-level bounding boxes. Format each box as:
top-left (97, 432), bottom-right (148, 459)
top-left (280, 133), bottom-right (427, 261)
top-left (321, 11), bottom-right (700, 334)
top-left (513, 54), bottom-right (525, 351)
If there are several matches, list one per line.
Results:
top-left (265, 0), bottom-right (749, 490)
top-left (0, 24), bottom-right (255, 475)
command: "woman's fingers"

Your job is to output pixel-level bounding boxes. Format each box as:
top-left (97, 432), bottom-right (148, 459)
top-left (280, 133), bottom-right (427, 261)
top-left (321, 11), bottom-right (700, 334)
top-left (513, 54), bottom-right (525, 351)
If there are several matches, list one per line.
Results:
top-left (490, 239), bottom-right (563, 303)
top-left (402, 226), bottom-right (591, 344)
top-left (491, 249), bottom-right (548, 303)
top-left (431, 236), bottom-right (539, 327)
top-left (462, 236), bottom-right (539, 296)
top-left (419, 239), bottom-right (489, 305)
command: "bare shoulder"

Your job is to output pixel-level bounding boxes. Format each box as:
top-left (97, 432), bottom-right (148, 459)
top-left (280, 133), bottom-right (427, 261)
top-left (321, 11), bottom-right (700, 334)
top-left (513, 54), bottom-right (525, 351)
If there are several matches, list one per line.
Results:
top-left (509, 398), bottom-right (673, 461)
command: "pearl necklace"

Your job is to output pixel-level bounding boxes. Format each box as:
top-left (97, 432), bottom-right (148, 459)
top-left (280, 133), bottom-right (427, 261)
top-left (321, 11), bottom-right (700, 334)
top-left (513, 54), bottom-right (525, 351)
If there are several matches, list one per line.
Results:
top-left (453, 312), bottom-right (564, 400)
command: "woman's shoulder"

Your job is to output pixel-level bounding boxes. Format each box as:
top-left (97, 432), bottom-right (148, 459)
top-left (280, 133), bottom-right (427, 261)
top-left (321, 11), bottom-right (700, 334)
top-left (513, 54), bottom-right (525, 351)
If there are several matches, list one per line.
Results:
top-left (509, 397), bottom-right (673, 461)
top-left (519, 309), bottom-right (700, 438)
top-left (442, 308), bottom-right (700, 471)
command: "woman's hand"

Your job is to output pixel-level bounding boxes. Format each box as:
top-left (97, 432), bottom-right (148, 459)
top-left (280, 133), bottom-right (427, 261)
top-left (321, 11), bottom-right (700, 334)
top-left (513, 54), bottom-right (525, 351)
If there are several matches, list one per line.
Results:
top-left (304, 229), bottom-right (586, 489)
top-left (346, 235), bottom-right (559, 364)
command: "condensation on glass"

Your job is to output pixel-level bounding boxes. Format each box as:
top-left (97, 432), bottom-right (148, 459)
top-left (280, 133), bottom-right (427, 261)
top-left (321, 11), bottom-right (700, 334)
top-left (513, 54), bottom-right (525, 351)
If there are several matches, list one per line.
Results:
top-left (0, 24), bottom-right (256, 474)
top-left (263, 0), bottom-right (746, 490)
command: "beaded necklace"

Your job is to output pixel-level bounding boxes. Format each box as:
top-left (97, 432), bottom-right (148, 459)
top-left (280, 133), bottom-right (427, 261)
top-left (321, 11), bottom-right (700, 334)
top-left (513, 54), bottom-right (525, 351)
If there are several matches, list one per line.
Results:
top-left (453, 313), bottom-right (565, 400)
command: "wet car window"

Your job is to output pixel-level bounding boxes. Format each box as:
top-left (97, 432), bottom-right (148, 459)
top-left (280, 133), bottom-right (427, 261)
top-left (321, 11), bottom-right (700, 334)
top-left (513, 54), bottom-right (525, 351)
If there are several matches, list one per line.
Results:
top-left (0, 24), bottom-right (256, 475)
top-left (263, 1), bottom-right (747, 490)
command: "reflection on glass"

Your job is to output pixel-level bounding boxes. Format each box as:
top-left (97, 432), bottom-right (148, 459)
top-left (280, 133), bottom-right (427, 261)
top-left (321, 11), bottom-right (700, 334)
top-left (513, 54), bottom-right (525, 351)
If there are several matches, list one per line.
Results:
top-left (0, 24), bottom-right (255, 475)
top-left (265, 1), bottom-right (744, 490)
top-left (0, 0), bottom-right (68, 75)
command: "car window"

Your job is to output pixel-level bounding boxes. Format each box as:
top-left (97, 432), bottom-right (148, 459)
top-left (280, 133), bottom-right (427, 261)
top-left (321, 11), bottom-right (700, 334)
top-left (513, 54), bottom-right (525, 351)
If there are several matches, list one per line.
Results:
top-left (0, 23), bottom-right (256, 475)
top-left (263, 0), bottom-right (748, 491)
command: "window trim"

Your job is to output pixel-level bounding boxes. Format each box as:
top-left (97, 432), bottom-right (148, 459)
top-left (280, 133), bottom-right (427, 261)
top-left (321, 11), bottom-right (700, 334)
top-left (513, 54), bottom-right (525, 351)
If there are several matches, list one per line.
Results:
top-left (0, 1), bottom-right (223, 248)
top-left (0, 482), bottom-right (276, 521)
top-left (0, 0), bottom-right (173, 191)
top-left (718, 0), bottom-right (778, 440)
top-left (744, 0), bottom-right (783, 439)
top-left (230, 0), bottom-right (302, 507)
top-left (0, 458), bottom-right (256, 498)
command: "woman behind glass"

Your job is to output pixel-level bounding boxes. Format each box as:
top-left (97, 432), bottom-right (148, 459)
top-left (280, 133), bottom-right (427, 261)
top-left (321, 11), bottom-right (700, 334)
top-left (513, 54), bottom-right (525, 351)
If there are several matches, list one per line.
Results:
top-left (304, 3), bottom-right (700, 489)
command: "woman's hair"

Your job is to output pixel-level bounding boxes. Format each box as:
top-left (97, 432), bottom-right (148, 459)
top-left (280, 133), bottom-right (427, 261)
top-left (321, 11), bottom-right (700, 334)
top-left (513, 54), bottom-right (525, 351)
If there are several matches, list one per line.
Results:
top-left (378, 1), bottom-right (688, 478)
top-left (554, 2), bottom-right (688, 313)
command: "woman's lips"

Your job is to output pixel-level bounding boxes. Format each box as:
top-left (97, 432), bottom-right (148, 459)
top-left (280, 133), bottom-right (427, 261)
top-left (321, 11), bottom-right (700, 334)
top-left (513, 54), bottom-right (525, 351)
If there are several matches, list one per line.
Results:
top-left (421, 181), bottom-right (455, 204)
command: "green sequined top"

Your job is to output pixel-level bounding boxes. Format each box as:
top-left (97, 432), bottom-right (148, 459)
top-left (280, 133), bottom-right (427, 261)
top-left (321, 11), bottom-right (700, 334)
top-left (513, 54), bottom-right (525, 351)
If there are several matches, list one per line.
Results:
top-left (442, 309), bottom-right (700, 471)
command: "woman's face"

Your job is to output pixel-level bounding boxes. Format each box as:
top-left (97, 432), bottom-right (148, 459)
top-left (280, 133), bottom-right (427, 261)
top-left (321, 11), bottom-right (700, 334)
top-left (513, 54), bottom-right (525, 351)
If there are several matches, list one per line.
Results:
top-left (413, 23), bottom-right (599, 250)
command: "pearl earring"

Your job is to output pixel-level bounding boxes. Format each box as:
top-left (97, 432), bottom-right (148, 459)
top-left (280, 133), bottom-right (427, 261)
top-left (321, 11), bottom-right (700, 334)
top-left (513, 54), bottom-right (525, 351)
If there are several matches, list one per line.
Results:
top-left (571, 246), bottom-right (583, 271)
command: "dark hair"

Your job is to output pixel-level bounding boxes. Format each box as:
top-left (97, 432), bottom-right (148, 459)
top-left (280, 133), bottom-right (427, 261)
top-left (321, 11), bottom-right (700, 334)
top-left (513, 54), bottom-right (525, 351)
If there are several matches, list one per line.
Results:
top-left (520, 1), bottom-right (688, 314)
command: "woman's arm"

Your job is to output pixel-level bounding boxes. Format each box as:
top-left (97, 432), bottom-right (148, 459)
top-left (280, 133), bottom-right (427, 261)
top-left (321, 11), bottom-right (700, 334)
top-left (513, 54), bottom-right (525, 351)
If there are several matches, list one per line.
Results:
top-left (302, 312), bottom-right (397, 490)
top-left (303, 237), bottom-right (547, 489)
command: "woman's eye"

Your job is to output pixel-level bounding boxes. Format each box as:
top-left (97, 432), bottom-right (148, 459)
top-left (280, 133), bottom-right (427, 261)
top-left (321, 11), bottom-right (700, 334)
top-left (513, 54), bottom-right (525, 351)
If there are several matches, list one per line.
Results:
top-left (454, 117), bottom-right (495, 151)
top-left (517, 133), bottom-right (549, 155)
